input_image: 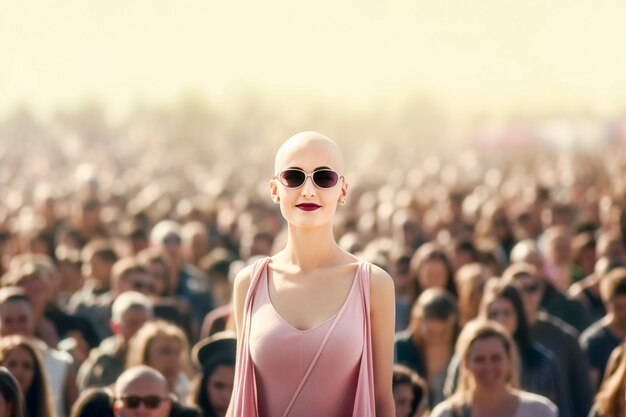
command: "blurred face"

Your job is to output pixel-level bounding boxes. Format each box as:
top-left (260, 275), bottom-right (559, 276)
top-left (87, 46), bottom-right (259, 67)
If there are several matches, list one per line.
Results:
top-left (147, 263), bottom-right (167, 296)
top-left (3, 346), bottom-right (35, 393)
top-left (549, 235), bottom-right (571, 264)
top-left (608, 294), bottom-right (626, 327)
top-left (392, 260), bottom-right (412, 292)
top-left (514, 274), bottom-right (543, 318)
top-left (206, 365), bottom-right (235, 415)
top-left (161, 233), bottom-right (182, 260)
top-left (189, 234), bottom-right (208, 259)
top-left (91, 255), bottom-right (114, 281)
top-left (419, 316), bottom-right (456, 345)
top-left (270, 134), bottom-right (347, 230)
top-left (120, 272), bottom-right (157, 296)
top-left (466, 336), bottom-right (511, 389)
top-left (120, 308), bottom-right (151, 342)
top-left (0, 301), bottom-right (35, 337)
top-left (115, 375), bottom-right (171, 417)
top-left (19, 277), bottom-right (48, 317)
top-left (418, 259), bottom-right (448, 290)
top-left (487, 298), bottom-right (518, 335)
top-left (147, 336), bottom-right (182, 380)
top-left (393, 383), bottom-right (414, 417)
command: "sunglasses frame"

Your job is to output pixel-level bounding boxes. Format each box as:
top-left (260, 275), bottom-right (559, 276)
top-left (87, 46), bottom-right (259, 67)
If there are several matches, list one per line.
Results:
top-left (119, 395), bottom-right (170, 409)
top-left (275, 168), bottom-right (344, 189)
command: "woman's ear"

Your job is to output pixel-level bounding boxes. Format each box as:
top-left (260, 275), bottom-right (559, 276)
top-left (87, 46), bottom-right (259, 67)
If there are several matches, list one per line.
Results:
top-left (269, 179), bottom-right (280, 204)
top-left (338, 178), bottom-right (349, 204)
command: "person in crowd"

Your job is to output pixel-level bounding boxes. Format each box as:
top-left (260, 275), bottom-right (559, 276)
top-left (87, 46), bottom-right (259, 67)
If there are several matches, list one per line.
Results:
top-left (136, 249), bottom-right (195, 341)
top-left (475, 200), bottom-right (516, 264)
top-left (0, 366), bottom-right (25, 417)
top-left (69, 387), bottom-right (114, 417)
top-left (0, 288), bottom-right (76, 417)
top-left (589, 341), bottom-right (626, 417)
top-left (0, 336), bottom-right (56, 417)
top-left (228, 132), bottom-right (396, 416)
top-left (569, 256), bottom-right (620, 324)
top-left (503, 262), bottom-right (593, 417)
top-left (126, 319), bottom-right (192, 402)
top-left (70, 257), bottom-right (158, 341)
top-left (571, 232), bottom-right (597, 283)
top-left (77, 291), bottom-right (153, 390)
top-left (389, 251), bottom-right (414, 331)
top-left (580, 267), bottom-right (626, 390)
top-left (113, 366), bottom-right (171, 417)
top-left (392, 364), bottom-right (428, 417)
top-left (510, 239), bottom-right (589, 331)
top-left (181, 222), bottom-right (210, 268)
top-left (190, 331), bottom-right (236, 417)
top-left (395, 288), bottom-right (459, 406)
top-left (478, 281), bottom-right (567, 413)
top-left (150, 221), bottom-right (213, 326)
top-left (454, 263), bottom-right (491, 326)
top-left (431, 320), bottom-right (557, 417)
top-left (68, 240), bottom-right (119, 310)
top-left (540, 225), bottom-right (576, 291)
top-left (409, 243), bottom-right (457, 302)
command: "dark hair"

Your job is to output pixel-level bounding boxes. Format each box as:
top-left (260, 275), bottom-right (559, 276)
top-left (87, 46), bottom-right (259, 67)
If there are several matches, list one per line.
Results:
top-left (392, 364), bottom-right (427, 415)
top-left (193, 355), bottom-right (235, 417)
top-left (0, 366), bottom-right (25, 417)
top-left (69, 387), bottom-right (114, 417)
top-left (480, 282), bottom-right (538, 367)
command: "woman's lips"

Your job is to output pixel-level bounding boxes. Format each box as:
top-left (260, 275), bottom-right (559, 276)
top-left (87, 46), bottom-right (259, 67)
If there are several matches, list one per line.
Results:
top-left (296, 203), bottom-right (321, 211)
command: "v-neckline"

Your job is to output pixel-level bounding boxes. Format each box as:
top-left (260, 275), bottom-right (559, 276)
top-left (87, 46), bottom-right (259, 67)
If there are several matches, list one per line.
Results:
top-left (265, 260), bottom-right (362, 333)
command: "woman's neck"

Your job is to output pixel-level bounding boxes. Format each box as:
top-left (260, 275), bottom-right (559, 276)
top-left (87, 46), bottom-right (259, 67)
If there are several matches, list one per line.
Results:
top-left (281, 223), bottom-right (342, 270)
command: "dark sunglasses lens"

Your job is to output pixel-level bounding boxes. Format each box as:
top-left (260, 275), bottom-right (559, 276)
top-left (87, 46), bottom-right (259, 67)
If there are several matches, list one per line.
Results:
top-left (143, 396), bottom-right (163, 409)
top-left (122, 396), bottom-right (163, 409)
top-left (313, 170), bottom-right (339, 188)
top-left (280, 170), bottom-right (306, 188)
top-left (123, 397), bottom-right (141, 409)
top-left (163, 235), bottom-right (181, 245)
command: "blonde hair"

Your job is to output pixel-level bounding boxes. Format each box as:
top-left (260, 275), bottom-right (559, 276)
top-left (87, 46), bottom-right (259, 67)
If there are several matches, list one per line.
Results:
top-left (451, 319), bottom-right (520, 406)
top-left (126, 319), bottom-right (190, 373)
top-left (594, 342), bottom-right (626, 416)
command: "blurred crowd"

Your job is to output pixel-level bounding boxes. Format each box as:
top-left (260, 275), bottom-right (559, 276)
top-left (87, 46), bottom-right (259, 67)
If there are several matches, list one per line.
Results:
top-left (1, 109), bottom-right (626, 417)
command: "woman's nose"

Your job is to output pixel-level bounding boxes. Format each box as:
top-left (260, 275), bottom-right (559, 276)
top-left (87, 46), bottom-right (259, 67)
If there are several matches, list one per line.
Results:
top-left (301, 177), bottom-right (316, 197)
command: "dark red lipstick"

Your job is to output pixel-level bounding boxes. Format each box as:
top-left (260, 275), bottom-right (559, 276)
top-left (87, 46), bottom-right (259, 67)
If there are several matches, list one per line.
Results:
top-left (296, 203), bottom-right (321, 211)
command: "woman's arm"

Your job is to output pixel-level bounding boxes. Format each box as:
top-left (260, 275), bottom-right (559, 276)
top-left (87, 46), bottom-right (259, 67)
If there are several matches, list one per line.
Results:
top-left (370, 265), bottom-right (396, 417)
top-left (225, 265), bottom-right (254, 417)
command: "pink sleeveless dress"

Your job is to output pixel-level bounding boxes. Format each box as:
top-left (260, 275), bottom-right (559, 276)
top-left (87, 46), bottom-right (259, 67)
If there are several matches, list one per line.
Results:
top-left (232, 257), bottom-right (375, 417)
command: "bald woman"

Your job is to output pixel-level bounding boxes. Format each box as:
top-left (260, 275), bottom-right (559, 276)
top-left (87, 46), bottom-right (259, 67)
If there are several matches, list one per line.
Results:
top-left (227, 132), bottom-right (395, 417)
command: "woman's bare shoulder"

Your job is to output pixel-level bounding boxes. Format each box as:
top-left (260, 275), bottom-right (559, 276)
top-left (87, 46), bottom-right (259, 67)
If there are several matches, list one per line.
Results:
top-left (233, 263), bottom-right (256, 295)
top-left (368, 263), bottom-right (394, 289)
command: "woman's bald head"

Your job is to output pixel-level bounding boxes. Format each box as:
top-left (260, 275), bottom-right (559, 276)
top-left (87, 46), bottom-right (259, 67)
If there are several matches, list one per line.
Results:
top-left (274, 132), bottom-right (344, 174)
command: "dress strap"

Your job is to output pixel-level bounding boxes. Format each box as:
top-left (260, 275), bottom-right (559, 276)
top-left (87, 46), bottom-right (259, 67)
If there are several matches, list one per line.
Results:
top-left (352, 260), bottom-right (376, 417)
top-left (232, 256), bottom-right (272, 417)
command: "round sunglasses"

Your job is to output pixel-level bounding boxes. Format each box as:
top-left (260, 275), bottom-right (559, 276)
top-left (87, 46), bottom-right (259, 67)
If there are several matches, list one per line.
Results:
top-left (275, 168), bottom-right (343, 189)
top-left (119, 395), bottom-right (170, 409)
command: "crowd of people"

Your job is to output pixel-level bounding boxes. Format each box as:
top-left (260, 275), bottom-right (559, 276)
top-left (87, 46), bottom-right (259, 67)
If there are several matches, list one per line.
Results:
top-left (1, 112), bottom-right (626, 416)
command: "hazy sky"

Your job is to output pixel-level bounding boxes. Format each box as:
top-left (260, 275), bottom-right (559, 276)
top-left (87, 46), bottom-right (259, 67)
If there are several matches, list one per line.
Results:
top-left (2, 0), bottom-right (626, 120)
